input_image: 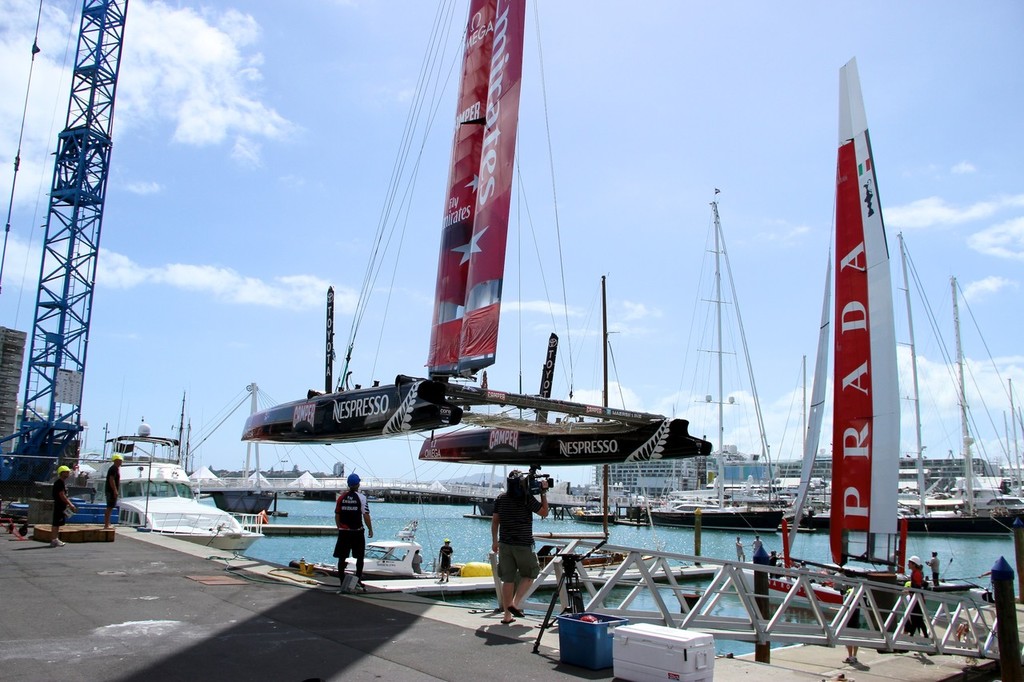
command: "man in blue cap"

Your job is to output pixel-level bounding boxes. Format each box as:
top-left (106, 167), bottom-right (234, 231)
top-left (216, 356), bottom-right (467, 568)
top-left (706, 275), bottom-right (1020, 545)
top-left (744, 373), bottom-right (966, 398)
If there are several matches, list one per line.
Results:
top-left (333, 473), bottom-right (373, 591)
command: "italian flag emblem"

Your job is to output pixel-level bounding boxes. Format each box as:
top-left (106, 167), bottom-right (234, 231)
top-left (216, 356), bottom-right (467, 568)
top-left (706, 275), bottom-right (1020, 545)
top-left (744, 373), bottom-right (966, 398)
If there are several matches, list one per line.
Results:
top-left (858, 158), bottom-right (872, 176)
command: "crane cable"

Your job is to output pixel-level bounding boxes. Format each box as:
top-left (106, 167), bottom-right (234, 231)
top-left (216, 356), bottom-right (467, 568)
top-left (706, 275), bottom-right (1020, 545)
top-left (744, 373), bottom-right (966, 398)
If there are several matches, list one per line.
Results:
top-left (0, 0), bottom-right (45, 295)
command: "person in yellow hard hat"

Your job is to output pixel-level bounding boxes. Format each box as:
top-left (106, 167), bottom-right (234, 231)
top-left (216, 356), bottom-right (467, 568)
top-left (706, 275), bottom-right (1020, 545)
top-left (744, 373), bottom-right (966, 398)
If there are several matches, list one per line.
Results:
top-left (438, 539), bottom-right (454, 583)
top-left (51, 465), bottom-right (76, 547)
top-left (104, 454), bottom-right (123, 529)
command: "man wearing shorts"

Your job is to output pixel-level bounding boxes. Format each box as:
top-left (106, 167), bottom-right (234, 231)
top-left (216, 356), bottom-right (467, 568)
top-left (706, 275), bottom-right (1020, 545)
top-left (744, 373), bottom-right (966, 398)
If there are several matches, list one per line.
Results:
top-left (491, 471), bottom-right (548, 624)
top-left (333, 473), bottom-right (373, 590)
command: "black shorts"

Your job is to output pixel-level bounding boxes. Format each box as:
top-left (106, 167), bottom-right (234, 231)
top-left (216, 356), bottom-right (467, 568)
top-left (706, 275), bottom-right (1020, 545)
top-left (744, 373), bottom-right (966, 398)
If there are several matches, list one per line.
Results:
top-left (333, 530), bottom-right (365, 560)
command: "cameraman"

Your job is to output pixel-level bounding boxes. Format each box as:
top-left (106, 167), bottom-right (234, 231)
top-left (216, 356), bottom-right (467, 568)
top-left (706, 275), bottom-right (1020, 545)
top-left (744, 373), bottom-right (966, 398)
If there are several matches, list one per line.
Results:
top-left (491, 470), bottom-right (549, 624)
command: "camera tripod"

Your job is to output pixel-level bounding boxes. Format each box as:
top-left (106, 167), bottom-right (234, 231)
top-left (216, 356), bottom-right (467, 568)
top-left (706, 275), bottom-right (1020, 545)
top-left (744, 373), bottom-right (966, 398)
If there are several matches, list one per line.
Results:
top-left (532, 540), bottom-right (606, 653)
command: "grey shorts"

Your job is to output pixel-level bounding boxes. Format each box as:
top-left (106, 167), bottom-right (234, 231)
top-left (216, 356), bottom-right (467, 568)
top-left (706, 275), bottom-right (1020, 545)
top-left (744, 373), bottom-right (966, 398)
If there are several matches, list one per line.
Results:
top-left (497, 543), bottom-right (539, 583)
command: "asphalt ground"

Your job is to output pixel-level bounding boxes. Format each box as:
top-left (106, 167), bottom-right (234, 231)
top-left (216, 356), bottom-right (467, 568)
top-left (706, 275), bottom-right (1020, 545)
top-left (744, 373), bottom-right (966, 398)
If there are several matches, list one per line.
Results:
top-left (0, 526), bottom-right (1005, 682)
top-left (0, 528), bottom-right (606, 682)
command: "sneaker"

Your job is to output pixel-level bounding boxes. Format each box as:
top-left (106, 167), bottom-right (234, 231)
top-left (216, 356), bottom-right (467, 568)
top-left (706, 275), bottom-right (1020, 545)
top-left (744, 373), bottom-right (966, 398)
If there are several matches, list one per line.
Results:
top-left (843, 656), bottom-right (855, 664)
top-left (851, 657), bottom-right (859, 664)
top-left (50, 539), bottom-right (65, 547)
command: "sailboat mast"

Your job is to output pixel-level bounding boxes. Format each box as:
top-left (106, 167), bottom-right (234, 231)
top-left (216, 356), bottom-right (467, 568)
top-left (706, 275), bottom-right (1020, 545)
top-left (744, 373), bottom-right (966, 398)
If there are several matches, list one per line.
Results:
top-left (176, 393), bottom-right (186, 468)
top-left (898, 234), bottom-right (926, 516)
top-left (711, 200), bottom-right (726, 507)
top-left (1011, 378), bottom-right (1021, 494)
top-left (951, 277), bottom-right (975, 515)
top-left (601, 275), bottom-right (610, 538)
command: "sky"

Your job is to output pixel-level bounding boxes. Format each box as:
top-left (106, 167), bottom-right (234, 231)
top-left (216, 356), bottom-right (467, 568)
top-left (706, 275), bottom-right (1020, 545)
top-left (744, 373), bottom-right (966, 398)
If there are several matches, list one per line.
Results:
top-left (1, 0), bottom-right (1022, 488)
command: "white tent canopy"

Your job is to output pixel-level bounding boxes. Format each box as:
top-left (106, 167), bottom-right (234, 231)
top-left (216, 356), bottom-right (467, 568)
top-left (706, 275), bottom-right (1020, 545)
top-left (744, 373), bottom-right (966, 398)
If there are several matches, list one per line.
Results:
top-left (190, 466), bottom-right (225, 487)
top-left (247, 471), bottom-right (272, 487)
top-left (288, 471), bottom-right (323, 488)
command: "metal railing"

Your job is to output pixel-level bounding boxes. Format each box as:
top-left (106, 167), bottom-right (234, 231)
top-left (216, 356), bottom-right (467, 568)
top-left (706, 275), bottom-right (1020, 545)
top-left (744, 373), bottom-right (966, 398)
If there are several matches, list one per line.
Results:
top-left (518, 537), bottom-right (1009, 661)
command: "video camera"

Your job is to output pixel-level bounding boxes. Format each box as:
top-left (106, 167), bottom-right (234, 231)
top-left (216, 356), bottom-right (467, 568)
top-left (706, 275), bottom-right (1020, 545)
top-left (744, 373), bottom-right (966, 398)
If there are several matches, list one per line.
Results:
top-left (507, 466), bottom-right (552, 497)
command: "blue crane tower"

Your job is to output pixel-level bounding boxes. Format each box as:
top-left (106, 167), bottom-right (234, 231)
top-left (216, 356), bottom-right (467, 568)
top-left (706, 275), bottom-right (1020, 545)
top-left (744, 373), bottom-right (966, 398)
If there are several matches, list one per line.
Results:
top-left (0, 0), bottom-right (129, 485)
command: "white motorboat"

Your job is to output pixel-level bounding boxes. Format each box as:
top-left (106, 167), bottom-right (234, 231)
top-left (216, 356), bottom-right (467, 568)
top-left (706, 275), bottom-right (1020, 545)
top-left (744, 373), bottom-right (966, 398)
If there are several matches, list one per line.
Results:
top-left (348, 521), bottom-right (429, 578)
top-left (99, 424), bottom-right (262, 552)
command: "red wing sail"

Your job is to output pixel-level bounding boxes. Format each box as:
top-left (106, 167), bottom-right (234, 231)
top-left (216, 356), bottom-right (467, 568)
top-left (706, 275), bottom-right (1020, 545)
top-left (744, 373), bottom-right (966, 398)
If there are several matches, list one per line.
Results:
top-left (427, 0), bottom-right (498, 375)
top-left (829, 58), bottom-right (900, 566)
top-left (457, 0), bottom-right (526, 374)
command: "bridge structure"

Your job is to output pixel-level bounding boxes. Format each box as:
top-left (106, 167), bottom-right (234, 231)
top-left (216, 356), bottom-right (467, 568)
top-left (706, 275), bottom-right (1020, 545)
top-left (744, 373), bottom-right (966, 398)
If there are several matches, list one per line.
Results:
top-left (205, 478), bottom-right (589, 507)
top-left (517, 535), bottom-right (1016, 662)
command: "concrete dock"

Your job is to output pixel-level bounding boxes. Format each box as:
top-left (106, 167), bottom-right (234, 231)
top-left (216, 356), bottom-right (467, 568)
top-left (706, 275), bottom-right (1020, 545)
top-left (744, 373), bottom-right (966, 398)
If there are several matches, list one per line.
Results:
top-left (0, 528), bottom-right (1003, 681)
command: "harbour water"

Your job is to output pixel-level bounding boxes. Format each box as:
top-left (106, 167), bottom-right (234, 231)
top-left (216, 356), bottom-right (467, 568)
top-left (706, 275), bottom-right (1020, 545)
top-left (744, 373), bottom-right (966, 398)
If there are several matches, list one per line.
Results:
top-left (235, 497), bottom-right (1017, 658)
top-left (241, 497), bottom-right (1016, 589)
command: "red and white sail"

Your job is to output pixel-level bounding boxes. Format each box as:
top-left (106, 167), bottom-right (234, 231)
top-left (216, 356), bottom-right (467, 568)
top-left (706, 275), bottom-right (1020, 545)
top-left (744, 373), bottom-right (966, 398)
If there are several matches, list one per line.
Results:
top-left (426, 0), bottom-right (526, 376)
top-left (829, 58), bottom-right (900, 565)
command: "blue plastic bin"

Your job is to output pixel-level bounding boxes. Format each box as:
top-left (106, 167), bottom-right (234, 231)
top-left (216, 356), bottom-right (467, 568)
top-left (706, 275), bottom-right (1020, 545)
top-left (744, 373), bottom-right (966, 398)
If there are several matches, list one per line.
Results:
top-left (556, 613), bottom-right (628, 669)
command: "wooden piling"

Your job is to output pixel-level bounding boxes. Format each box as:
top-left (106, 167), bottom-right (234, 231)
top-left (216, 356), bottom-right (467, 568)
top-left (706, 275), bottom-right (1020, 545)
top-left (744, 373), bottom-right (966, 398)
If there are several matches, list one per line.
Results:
top-left (992, 556), bottom-right (1022, 682)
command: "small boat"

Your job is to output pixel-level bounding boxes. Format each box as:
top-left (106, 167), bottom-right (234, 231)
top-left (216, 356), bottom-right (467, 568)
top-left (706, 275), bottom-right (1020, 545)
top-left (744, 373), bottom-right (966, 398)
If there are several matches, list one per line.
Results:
top-left (101, 423), bottom-right (262, 552)
top-left (570, 507), bottom-right (617, 524)
top-left (291, 521), bottom-right (447, 580)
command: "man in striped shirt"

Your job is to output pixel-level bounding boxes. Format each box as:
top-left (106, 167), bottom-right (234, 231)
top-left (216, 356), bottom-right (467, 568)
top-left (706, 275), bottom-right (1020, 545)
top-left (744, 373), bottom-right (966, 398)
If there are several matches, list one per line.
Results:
top-left (491, 471), bottom-right (549, 624)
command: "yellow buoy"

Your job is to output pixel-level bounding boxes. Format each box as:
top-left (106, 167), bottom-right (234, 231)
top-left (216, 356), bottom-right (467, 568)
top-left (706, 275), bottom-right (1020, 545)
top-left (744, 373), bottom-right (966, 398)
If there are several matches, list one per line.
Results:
top-left (459, 562), bottom-right (493, 578)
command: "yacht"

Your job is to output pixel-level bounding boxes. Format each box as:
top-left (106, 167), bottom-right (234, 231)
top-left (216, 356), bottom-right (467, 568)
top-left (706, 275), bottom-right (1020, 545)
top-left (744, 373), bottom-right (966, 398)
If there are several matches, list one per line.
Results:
top-left (99, 424), bottom-right (262, 552)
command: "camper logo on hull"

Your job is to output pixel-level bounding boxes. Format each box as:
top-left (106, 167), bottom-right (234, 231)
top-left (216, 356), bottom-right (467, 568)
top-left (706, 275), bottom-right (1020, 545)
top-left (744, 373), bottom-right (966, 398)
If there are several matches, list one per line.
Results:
top-left (292, 402), bottom-right (317, 430)
top-left (489, 429), bottom-right (519, 451)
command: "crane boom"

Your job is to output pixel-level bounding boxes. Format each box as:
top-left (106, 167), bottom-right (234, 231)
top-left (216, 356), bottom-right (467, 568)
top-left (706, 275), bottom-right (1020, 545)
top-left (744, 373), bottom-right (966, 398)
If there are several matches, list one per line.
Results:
top-left (0, 0), bottom-right (129, 484)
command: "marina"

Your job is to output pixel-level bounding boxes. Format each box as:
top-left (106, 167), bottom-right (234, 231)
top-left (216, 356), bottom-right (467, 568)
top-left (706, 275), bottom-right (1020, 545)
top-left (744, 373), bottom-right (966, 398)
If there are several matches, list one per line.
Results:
top-left (0, 1), bottom-right (1020, 681)
top-left (0, 507), bottom-right (1013, 682)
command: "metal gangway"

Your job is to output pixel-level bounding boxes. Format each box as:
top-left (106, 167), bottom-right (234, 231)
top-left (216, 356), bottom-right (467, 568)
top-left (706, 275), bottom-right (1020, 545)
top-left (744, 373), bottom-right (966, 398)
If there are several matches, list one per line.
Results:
top-left (519, 536), bottom-right (1012, 661)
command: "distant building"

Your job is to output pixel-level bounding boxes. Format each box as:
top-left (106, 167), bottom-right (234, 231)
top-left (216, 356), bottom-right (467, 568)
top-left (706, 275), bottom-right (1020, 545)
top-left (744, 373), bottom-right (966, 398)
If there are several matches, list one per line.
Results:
top-left (332, 461), bottom-right (346, 477)
top-left (0, 327), bottom-right (27, 438)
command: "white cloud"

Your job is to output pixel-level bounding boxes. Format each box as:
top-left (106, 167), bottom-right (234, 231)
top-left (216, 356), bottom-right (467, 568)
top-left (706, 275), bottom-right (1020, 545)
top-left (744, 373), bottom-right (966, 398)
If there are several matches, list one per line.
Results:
top-left (621, 301), bottom-right (661, 322)
top-left (886, 195), bottom-right (1024, 229)
top-left (116, 1), bottom-right (295, 162)
top-left (967, 217), bottom-right (1024, 262)
top-left (951, 161), bottom-right (976, 175)
top-left (124, 181), bottom-right (162, 195)
top-left (961, 275), bottom-right (1018, 303)
top-left (93, 245), bottom-right (345, 310)
top-left (504, 299), bottom-right (581, 317)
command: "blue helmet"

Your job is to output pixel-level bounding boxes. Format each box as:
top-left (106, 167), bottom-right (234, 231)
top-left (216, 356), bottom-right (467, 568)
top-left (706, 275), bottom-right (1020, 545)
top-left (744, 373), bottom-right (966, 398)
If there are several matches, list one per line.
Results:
top-left (347, 473), bottom-right (361, 487)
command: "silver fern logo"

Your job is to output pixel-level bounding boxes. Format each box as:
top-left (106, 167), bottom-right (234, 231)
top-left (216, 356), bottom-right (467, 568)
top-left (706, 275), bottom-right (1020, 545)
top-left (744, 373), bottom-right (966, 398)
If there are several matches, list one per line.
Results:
top-left (382, 381), bottom-right (422, 435)
top-left (624, 420), bottom-right (669, 462)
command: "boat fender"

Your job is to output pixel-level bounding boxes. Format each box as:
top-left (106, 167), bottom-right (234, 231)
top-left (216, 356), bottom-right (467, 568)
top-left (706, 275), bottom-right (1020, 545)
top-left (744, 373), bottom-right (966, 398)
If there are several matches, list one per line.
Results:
top-left (460, 561), bottom-right (493, 578)
top-left (257, 510), bottom-right (270, 524)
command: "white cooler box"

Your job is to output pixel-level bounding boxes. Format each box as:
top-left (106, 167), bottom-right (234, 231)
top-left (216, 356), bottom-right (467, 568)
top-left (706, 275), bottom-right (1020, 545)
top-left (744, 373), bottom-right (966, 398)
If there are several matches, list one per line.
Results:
top-left (613, 623), bottom-right (715, 682)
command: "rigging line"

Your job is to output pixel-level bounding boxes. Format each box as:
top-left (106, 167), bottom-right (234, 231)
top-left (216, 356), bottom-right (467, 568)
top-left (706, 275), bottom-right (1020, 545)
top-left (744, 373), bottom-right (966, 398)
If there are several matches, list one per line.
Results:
top-left (606, 340), bottom-right (628, 410)
top-left (516, 143), bottom-right (523, 394)
top-left (9, 0), bottom-right (79, 322)
top-left (531, 1), bottom-right (573, 394)
top-left (341, 1), bottom-right (458, 386)
top-left (188, 391), bottom-right (252, 452)
top-left (348, 4), bottom-right (451, 380)
top-left (955, 277), bottom-right (1015, 461)
top-left (366, 6), bottom-right (464, 381)
top-left (0, 0), bottom-right (45, 295)
top-left (718, 214), bottom-right (770, 464)
top-left (515, 166), bottom-right (564, 364)
top-left (672, 206), bottom-right (715, 419)
top-left (904, 250), bottom-right (992, 461)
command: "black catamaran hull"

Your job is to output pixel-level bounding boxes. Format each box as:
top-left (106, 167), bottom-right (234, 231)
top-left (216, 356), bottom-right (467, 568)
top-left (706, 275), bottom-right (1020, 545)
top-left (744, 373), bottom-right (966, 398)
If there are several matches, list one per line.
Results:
top-left (418, 419), bottom-right (711, 466)
top-left (650, 509), bottom-right (785, 533)
top-left (242, 375), bottom-right (462, 443)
